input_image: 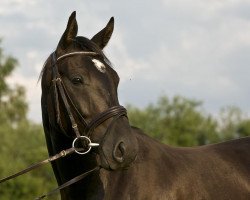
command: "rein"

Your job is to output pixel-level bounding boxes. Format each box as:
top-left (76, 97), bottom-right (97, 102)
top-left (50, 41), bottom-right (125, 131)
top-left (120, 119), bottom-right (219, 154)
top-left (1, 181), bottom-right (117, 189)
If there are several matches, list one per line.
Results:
top-left (0, 50), bottom-right (128, 199)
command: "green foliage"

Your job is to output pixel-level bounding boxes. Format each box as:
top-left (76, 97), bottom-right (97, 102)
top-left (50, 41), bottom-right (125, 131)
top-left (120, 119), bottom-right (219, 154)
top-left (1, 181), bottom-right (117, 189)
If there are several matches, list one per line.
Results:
top-left (218, 106), bottom-right (249, 140)
top-left (237, 119), bottom-right (250, 137)
top-left (127, 96), bottom-right (250, 146)
top-left (0, 121), bottom-right (59, 199)
top-left (0, 44), bottom-right (17, 96)
top-left (0, 43), bottom-right (59, 199)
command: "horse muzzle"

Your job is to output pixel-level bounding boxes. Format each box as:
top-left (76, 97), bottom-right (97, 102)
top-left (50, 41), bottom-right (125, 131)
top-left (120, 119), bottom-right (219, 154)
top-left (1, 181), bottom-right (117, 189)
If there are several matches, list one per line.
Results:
top-left (97, 133), bottom-right (138, 170)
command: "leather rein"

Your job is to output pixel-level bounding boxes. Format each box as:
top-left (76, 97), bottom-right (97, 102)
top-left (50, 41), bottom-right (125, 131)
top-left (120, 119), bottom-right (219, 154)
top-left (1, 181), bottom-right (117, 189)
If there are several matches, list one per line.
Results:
top-left (0, 51), bottom-right (128, 199)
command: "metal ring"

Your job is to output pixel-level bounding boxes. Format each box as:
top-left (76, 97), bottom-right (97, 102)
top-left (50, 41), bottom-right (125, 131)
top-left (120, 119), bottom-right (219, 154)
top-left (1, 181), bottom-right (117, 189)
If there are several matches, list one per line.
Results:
top-left (72, 136), bottom-right (92, 155)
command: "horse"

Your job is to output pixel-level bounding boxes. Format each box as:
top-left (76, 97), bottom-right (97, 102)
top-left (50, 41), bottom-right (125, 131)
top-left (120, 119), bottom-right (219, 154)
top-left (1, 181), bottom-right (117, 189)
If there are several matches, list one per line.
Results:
top-left (41, 11), bottom-right (250, 200)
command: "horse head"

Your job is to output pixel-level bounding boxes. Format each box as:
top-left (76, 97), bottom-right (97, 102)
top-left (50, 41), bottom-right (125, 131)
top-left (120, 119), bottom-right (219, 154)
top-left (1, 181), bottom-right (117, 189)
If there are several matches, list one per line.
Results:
top-left (41, 12), bottom-right (138, 171)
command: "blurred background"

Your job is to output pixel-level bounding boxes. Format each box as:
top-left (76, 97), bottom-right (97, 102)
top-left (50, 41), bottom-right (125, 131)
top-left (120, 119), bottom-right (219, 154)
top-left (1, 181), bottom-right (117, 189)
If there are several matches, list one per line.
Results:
top-left (0, 0), bottom-right (250, 199)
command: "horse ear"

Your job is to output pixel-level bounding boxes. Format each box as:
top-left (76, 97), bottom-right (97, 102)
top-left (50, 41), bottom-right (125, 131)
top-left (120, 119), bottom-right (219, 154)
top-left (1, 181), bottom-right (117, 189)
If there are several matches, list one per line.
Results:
top-left (57, 11), bottom-right (78, 50)
top-left (91, 17), bottom-right (114, 49)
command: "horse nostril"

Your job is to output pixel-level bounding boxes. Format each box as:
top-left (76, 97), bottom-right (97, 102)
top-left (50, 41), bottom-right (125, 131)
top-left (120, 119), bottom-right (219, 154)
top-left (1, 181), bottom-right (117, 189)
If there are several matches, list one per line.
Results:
top-left (113, 142), bottom-right (125, 163)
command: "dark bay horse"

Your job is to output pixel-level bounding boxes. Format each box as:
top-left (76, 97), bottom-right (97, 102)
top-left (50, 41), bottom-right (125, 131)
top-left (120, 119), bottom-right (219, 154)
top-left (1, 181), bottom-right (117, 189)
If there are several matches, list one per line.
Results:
top-left (41, 12), bottom-right (250, 199)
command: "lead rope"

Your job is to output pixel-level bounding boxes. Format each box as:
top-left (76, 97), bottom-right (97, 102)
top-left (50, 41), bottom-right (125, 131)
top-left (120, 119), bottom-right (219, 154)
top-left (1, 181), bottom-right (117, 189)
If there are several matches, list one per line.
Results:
top-left (0, 147), bottom-right (75, 184)
top-left (0, 51), bottom-right (129, 199)
top-left (0, 146), bottom-right (100, 200)
top-left (34, 111), bottom-right (126, 199)
top-left (35, 166), bottom-right (100, 200)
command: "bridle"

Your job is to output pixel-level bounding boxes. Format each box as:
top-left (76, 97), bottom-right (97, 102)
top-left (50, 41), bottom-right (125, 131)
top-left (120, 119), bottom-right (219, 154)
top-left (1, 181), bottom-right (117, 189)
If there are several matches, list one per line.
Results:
top-left (51, 51), bottom-right (127, 154)
top-left (0, 50), bottom-right (128, 199)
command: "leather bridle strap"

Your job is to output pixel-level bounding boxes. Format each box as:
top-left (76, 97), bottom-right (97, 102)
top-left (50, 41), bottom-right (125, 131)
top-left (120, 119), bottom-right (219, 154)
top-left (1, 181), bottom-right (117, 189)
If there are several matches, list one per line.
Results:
top-left (85, 106), bottom-right (127, 137)
top-left (51, 51), bottom-right (128, 144)
top-left (0, 50), bottom-right (129, 199)
top-left (52, 52), bottom-right (83, 138)
top-left (52, 53), bottom-right (65, 133)
top-left (35, 166), bottom-right (100, 200)
top-left (0, 147), bottom-right (75, 184)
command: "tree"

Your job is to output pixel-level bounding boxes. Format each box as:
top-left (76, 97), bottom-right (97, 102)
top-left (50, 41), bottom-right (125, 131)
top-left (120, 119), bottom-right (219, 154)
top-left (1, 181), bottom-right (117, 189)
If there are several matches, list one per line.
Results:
top-left (237, 119), bottom-right (250, 137)
top-left (0, 43), bottom-right (27, 126)
top-left (127, 96), bottom-right (219, 147)
top-left (218, 106), bottom-right (250, 140)
top-left (128, 96), bottom-right (250, 147)
top-left (0, 42), bottom-right (59, 199)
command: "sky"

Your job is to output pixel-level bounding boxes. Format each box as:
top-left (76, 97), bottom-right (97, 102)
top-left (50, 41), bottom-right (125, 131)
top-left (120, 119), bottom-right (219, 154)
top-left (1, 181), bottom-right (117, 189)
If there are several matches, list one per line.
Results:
top-left (1, 0), bottom-right (250, 122)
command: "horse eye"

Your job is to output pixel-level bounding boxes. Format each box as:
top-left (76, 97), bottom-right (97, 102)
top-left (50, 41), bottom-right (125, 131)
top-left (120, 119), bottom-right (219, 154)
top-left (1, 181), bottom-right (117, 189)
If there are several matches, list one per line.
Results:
top-left (71, 76), bottom-right (83, 85)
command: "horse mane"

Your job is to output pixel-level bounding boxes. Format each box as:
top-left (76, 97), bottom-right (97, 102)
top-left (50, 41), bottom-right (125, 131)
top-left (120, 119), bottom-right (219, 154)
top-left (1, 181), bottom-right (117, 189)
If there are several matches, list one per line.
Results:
top-left (38, 36), bottom-right (113, 83)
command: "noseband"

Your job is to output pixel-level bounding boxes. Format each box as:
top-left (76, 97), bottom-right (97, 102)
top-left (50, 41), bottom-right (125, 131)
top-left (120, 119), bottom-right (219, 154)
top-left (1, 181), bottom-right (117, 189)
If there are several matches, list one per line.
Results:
top-left (0, 50), bottom-right (128, 199)
top-left (51, 51), bottom-right (127, 154)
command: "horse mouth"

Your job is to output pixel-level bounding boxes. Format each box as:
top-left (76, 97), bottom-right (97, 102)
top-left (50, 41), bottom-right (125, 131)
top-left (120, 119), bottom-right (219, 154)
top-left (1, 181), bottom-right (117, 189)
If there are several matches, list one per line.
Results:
top-left (96, 151), bottom-right (118, 170)
top-left (95, 148), bottom-right (137, 171)
top-left (96, 153), bottom-right (109, 169)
